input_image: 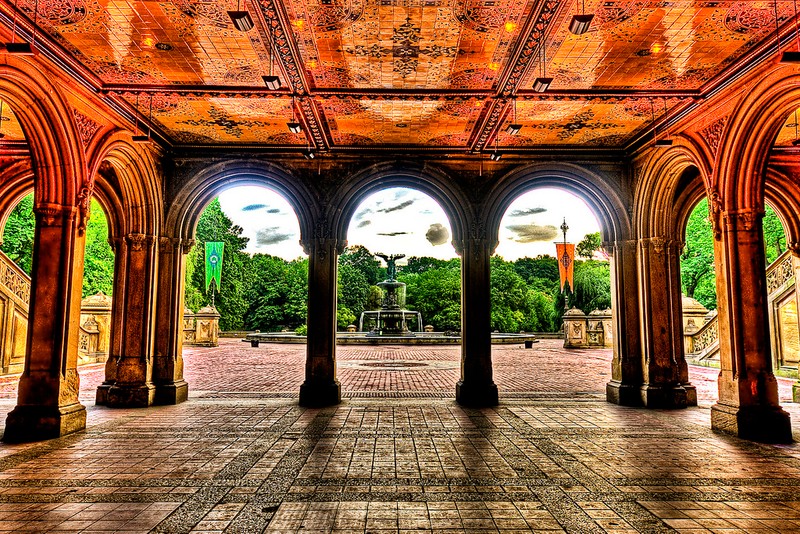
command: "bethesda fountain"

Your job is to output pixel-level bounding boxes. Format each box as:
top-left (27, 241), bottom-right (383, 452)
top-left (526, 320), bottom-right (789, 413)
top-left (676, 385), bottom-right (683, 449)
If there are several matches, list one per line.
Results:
top-left (359, 253), bottom-right (422, 336)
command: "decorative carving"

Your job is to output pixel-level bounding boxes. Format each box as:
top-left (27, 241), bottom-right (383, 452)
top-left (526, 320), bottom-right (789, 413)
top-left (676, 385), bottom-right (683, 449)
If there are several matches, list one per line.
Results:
top-left (766, 252), bottom-right (794, 296)
top-left (651, 236), bottom-right (666, 254)
top-left (723, 208), bottom-right (762, 232)
top-left (788, 241), bottom-right (800, 255)
top-left (700, 116), bottom-right (728, 155)
top-left (73, 110), bottom-right (101, 148)
top-left (688, 312), bottom-right (719, 354)
top-left (181, 239), bottom-right (196, 254)
top-left (127, 233), bottom-right (148, 251)
top-left (34, 203), bottom-right (74, 227)
top-left (76, 183), bottom-right (93, 235)
top-left (0, 254), bottom-right (31, 305)
top-left (708, 189), bottom-right (723, 240)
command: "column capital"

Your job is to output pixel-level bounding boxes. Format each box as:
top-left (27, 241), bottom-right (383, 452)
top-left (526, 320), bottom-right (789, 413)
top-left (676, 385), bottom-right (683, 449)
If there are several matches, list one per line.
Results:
top-left (722, 208), bottom-right (763, 233)
top-left (181, 239), bottom-right (196, 255)
top-left (33, 203), bottom-right (77, 227)
top-left (638, 236), bottom-right (681, 256)
top-left (125, 233), bottom-right (157, 252)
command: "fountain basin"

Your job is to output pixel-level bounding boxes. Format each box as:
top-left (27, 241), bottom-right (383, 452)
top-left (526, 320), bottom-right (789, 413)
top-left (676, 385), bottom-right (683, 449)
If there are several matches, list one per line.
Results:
top-left (243, 331), bottom-right (538, 346)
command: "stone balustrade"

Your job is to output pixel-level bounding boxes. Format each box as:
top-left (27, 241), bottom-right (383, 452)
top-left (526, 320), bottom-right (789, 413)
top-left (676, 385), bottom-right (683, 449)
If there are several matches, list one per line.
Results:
top-left (562, 308), bottom-right (613, 349)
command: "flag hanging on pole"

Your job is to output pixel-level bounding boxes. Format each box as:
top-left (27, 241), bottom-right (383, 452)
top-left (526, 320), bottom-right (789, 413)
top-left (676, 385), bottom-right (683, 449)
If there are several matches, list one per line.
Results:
top-left (555, 242), bottom-right (575, 292)
top-left (205, 242), bottom-right (224, 291)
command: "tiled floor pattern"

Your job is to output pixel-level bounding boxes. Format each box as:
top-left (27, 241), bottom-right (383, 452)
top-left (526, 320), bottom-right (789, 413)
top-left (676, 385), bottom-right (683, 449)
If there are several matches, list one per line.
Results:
top-left (0, 341), bottom-right (798, 532)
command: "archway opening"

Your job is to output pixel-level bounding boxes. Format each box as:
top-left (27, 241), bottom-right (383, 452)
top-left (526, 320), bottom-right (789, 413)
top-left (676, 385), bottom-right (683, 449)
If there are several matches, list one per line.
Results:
top-left (184, 185), bottom-right (307, 335)
top-left (680, 196), bottom-right (792, 403)
top-left (491, 186), bottom-right (609, 392)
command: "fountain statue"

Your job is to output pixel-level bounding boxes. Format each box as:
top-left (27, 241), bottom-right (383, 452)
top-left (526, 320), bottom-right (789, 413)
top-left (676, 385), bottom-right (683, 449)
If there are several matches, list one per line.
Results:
top-left (360, 253), bottom-right (422, 336)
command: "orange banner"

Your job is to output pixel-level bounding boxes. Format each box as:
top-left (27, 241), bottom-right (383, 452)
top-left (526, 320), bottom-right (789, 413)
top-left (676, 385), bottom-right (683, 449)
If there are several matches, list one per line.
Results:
top-left (555, 243), bottom-right (575, 292)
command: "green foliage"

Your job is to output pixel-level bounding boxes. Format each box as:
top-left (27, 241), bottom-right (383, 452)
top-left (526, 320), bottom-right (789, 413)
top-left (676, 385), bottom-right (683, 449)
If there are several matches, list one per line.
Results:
top-left (243, 254), bottom-right (307, 331)
top-left (576, 232), bottom-right (602, 259)
top-left (490, 257), bottom-right (555, 332)
top-left (570, 260), bottom-right (611, 314)
top-left (401, 256), bottom-right (460, 275)
top-left (680, 198), bottom-right (716, 309)
top-left (339, 245), bottom-right (382, 285)
top-left (513, 255), bottom-right (560, 294)
top-left (338, 262), bottom-right (370, 329)
top-left (187, 198), bottom-right (251, 331)
top-left (81, 199), bottom-right (115, 297)
top-left (0, 193), bottom-right (34, 274)
top-left (763, 204), bottom-right (786, 264)
top-left (399, 262), bottom-right (462, 331)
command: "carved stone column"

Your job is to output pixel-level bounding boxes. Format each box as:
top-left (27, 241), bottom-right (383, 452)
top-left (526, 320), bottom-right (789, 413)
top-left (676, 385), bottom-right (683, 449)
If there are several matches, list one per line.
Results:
top-left (711, 208), bottom-right (791, 442)
top-left (95, 236), bottom-right (127, 404)
top-left (636, 237), bottom-right (697, 408)
top-left (299, 236), bottom-right (342, 407)
top-left (455, 235), bottom-right (498, 407)
top-left (152, 237), bottom-right (191, 405)
top-left (4, 204), bottom-right (87, 442)
top-left (98, 233), bottom-right (158, 407)
top-left (606, 240), bottom-right (644, 406)
top-left (791, 246), bottom-right (800, 403)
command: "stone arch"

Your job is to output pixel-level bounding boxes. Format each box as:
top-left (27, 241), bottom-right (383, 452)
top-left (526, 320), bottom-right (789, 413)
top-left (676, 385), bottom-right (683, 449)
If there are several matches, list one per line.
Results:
top-left (765, 168), bottom-right (800, 252)
top-left (0, 61), bottom-right (87, 208)
top-left (89, 131), bottom-right (164, 238)
top-left (166, 160), bottom-right (316, 245)
top-left (330, 161), bottom-right (468, 250)
top-left (634, 141), bottom-right (710, 241)
top-left (715, 67), bottom-right (800, 211)
top-left (0, 159), bottom-right (33, 245)
top-left (484, 162), bottom-right (630, 248)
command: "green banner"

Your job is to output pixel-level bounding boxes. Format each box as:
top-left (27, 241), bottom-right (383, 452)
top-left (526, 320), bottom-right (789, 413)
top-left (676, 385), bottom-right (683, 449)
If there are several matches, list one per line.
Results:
top-left (205, 241), bottom-right (224, 292)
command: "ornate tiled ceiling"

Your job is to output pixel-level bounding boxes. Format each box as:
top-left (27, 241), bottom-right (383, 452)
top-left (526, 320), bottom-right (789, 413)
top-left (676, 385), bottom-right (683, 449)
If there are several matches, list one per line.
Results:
top-left (3, 0), bottom-right (796, 149)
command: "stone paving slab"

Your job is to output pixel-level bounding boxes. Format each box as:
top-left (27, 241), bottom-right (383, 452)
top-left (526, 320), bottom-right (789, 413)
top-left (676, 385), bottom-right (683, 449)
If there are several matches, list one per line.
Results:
top-left (0, 340), bottom-right (797, 533)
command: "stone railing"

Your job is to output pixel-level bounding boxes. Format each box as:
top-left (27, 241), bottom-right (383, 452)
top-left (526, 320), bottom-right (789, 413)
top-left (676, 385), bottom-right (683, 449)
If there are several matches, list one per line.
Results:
top-left (78, 292), bottom-right (112, 365)
top-left (183, 305), bottom-right (220, 347)
top-left (562, 308), bottom-right (613, 348)
top-left (0, 249), bottom-right (30, 374)
top-left (766, 250), bottom-right (794, 296)
top-left (685, 309), bottom-right (718, 360)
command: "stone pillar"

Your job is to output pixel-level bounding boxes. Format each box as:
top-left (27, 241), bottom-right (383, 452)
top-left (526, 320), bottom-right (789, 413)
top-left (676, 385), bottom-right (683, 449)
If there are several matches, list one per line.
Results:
top-left (455, 236), bottom-right (498, 406)
top-left (99, 234), bottom-right (158, 407)
top-left (636, 237), bottom-right (696, 408)
top-left (606, 240), bottom-right (644, 406)
top-left (4, 204), bottom-right (87, 442)
top-left (152, 237), bottom-right (191, 405)
top-left (95, 237), bottom-right (127, 404)
top-left (711, 209), bottom-right (792, 443)
top-left (299, 237), bottom-right (341, 407)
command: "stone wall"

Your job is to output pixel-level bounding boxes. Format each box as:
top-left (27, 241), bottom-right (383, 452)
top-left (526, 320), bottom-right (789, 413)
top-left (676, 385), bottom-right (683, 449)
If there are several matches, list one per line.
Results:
top-left (562, 308), bottom-right (613, 349)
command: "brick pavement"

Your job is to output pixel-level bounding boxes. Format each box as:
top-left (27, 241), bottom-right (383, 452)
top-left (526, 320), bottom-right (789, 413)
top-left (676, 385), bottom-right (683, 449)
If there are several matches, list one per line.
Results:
top-left (0, 340), bottom-right (797, 532)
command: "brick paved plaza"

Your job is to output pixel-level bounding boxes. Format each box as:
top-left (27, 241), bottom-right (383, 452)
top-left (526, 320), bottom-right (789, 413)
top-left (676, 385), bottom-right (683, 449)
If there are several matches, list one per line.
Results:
top-left (0, 339), bottom-right (798, 532)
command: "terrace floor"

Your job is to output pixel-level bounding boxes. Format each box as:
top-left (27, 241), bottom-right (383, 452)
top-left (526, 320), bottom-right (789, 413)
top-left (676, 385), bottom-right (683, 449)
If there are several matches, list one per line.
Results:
top-left (0, 339), bottom-right (798, 533)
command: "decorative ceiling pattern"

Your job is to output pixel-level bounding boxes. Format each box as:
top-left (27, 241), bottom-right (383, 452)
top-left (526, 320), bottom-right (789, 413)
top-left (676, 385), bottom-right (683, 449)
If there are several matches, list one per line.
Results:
top-left (5, 0), bottom-right (795, 149)
top-left (0, 101), bottom-right (23, 141)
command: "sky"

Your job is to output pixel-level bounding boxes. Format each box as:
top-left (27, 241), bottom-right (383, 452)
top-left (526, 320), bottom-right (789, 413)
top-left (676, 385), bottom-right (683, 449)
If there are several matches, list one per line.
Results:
top-left (218, 186), bottom-right (601, 262)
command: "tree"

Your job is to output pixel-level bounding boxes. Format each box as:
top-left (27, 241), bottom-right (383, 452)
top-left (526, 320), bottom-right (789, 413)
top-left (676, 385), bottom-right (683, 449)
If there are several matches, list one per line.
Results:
top-left (570, 260), bottom-right (611, 314)
top-left (244, 254), bottom-right (307, 331)
top-left (186, 198), bottom-right (252, 330)
top-left (763, 204), bottom-right (787, 264)
top-left (576, 232), bottom-right (602, 259)
top-left (339, 245), bottom-right (382, 285)
top-left (0, 193), bottom-right (34, 274)
top-left (681, 198), bottom-right (716, 309)
top-left (399, 264), bottom-right (461, 331)
top-left (337, 262), bottom-right (370, 329)
top-left (81, 199), bottom-right (115, 297)
top-left (401, 256), bottom-right (459, 275)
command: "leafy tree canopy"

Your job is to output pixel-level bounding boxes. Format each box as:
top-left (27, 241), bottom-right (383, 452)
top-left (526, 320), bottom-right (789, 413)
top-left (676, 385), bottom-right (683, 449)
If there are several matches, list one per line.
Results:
top-left (576, 232), bottom-right (602, 259)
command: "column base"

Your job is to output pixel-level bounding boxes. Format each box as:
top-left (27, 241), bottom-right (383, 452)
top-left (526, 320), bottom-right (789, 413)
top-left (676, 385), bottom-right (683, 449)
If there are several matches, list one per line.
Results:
top-left (640, 384), bottom-right (689, 409)
top-left (683, 383), bottom-right (698, 407)
top-left (606, 380), bottom-right (642, 407)
top-left (456, 380), bottom-right (499, 407)
top-left (102, 383), bottom-right (156, 408)
top-left (95, 382), bottom-right (113, 405)
top-left (711, 402), bottom-right (793, 443)
top-left (3, 402), bottom-right (86, 443)
top-left (299, 380), bottom-right (341, 407)
top-left (794, 381), bottom-right (800, 403)
top-left (154, 380), bottom-right (189, 405)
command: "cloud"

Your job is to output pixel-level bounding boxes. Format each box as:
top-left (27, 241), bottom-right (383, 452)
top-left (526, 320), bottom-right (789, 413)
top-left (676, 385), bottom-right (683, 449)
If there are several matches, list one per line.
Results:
top-left (242, 203), bottom-right (267, 211)
top-left (357, 220), bottom-right (372, 228)
top-left (505, 223), bottom-right (559, 243)
top-left (377, 231), bottom-right (410, 236)
top-left (377, 199), bottom-right (415, 213)
top-left (355, 208), bottom-right (373, 221)
top-left (425, 223), bottom-right (449, 246)
top-left (267, 208), bottom-right (281, 214)
top-left (256, 226), bottom-right (293, 246)
top-left (509, 207), bottom-right (547, 217)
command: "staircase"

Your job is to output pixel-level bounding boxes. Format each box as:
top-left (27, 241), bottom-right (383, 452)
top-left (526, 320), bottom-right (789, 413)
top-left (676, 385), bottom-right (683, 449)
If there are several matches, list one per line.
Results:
top-left (685, 250), bottom-right (798, 373)
top-left (0, 249), bottom-right (30, 374)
